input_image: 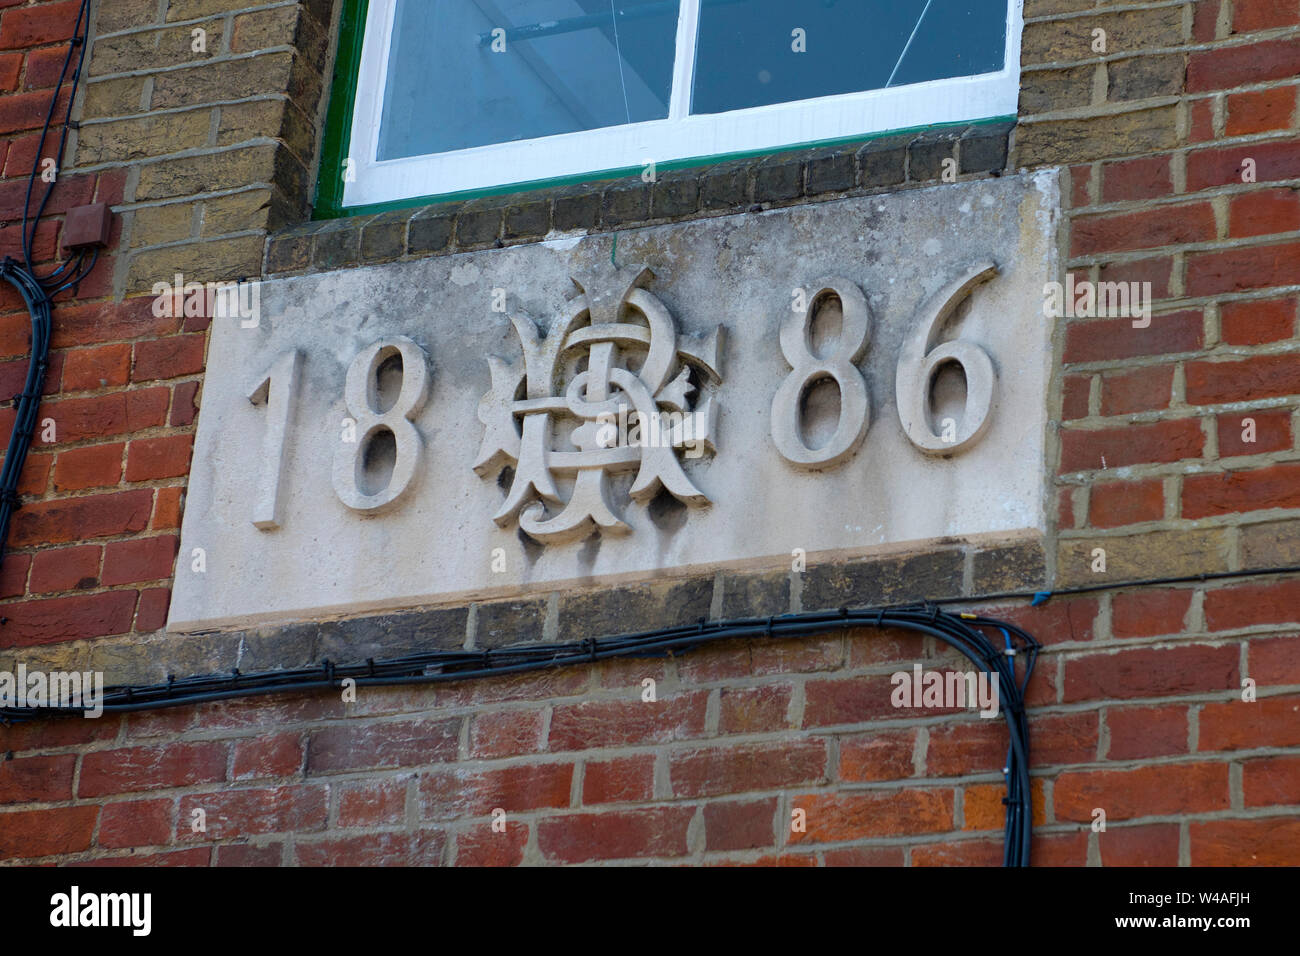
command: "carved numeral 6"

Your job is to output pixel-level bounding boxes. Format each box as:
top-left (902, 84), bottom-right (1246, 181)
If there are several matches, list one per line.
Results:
top-left (333, 337), bottom-right (430, 513)
top-left (770, 278), bottom-right (871, 468)
top-left (895, 261), bottom-right (998, 455)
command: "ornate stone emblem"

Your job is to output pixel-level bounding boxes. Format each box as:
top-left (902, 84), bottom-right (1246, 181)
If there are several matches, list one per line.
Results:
top-left (474, 264), bottom-right (724, 544)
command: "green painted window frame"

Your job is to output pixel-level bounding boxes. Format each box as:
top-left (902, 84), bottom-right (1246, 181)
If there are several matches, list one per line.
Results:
top-left (314, 0), bottom-right (1015, 221)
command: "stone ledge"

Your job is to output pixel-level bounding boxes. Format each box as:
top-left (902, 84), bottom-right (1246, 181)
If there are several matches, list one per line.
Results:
top-left (263, 122), bottom-right (1016, 278)
top-left (0, 539), bottom-right (1047, 686)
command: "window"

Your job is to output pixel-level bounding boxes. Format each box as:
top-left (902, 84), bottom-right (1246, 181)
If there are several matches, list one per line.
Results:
top-left (328, 0), bottom-right (1022, 212)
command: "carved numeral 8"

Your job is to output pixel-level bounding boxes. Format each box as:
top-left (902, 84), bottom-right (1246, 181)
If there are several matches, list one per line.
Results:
top-left (332, 337), bottom-right (430, 513)
top-left (770, 278), bottom-right (871, 468)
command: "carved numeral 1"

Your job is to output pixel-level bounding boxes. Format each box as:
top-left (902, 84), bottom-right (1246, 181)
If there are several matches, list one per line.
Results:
top-left (248, 349), bottom-right (303, 530)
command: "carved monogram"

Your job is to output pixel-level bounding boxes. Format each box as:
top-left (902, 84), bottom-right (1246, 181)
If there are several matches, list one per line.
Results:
top-left (474, 264), bottom-right (725, 545)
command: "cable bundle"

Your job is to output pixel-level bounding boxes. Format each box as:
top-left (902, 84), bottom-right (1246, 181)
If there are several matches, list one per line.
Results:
top-left (0, 604), bottom-right (1040, 865)
top-left (0, 0), bottom-right (93, 572)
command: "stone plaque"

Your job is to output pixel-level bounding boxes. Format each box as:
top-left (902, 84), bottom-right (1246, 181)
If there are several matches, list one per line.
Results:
top-left (169, 171), bottom-right (1061, 632)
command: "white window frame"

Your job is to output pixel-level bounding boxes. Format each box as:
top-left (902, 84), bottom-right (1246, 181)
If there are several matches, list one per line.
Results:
top-left (342, 0), bottom-right (1024, 209)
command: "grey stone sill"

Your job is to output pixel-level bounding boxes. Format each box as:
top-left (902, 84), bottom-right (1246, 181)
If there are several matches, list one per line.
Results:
top-left (263, 121), bottom-right (1015, 278)
top-left (15, 537), bottom-right (1046, 687)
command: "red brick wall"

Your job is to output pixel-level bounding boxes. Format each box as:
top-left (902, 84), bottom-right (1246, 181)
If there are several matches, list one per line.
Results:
top-left (1, 0), bottom-right (1299, 865)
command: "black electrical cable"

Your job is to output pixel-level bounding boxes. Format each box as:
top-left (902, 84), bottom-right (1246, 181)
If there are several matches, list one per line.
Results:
top-left (0, 604), bottom-right (1041, 866)
top-left (0, 0), bottom-right (93, 575)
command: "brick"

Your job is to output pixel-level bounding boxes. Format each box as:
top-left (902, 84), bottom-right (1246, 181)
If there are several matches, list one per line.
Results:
top-left (80, 741), bottom-right (227, 798)
top-left (1187, 140), bottom-right (1300, 191)
top-left (29, 544), bottom-right (100, 593)
top-left (1059, 418), bottom-right (1204, 472)
top-left (537, 806), bottom-right (694, 863)
top-left (1229, 187), bottom-right (1300, 238)
top-left (1190, 96), bottom-right (1216, 142)
top-left (2, 589), bottom-right (138, 646)
top-left (136, 586), bottom-right (170, 632)
top-left (125, 434), bottom-right (193, 481)
top-left (1191, 818), bottom-right (1300, 865)
top-left (152, 486), bottom-right (184, 530)
top-left (61, 343), bottom-right (131, 391)
top-left (1099, 823), bottom-right (1181, 866)
top-left (964, 780), bottom-right (1047, 830)
top-left (216, 844), bottom-right (282, 866)
top-left (1188, 37), bottom-right (1300, 92)
top-left (911, 838), bottom-right (1003, 866)
top-left (171, 380), bottom-right (200, 426)
top-left (0, 551), bottom-right (29, 597)
top-left (1065, 644), bottom-right (1239, 703)
top-left (1111, 588), bottom-right (1193, 638)
top-left (0, 1), bottom-right (81, 49)
top-left (1221, 296), bottom-right (1296, 345)
top-left (1249, 634), bottom-right (1300, 684)
top-left (1056, 762), bottom-right (1230, 821)
top-left (1107, 53), bottom-right (1185, 103)
top-left (338, 779), bottom-right (406, 827)
top-left (1089, 479), bottom-right (1163, 528)
top-left (1234, 0), bottom-right (1300, 30)
top-left (178, 785), bottom-right (328, 840)
top-left (231, 732), bottom-right (303, 780)
top-left (421, 762), bottom-right (573, 818)
top-left (0, 806), bottom-right (97, 858)
top-left (548, 692), bottom-right (707, 750)
top-left (803, 674), bottom-right (935, 726)
top-left (978, 596), bottom-right (1100, 646)
top-left (1015, 106), bottom-right (1179, 167)
top-left (1184, 462), bottom-right (1300, 517)
top-left (704, 798), bottom-right (777, 852)
top-left (1205, 578), bottom-right (1300, 630)
top-left (1071, 203), bottom-right (1216, 256)
top-left (1243, 754), bottom-right (1300, 806)
top-left (1198, 694), bottom-right (1300, 750)
top-left (1106, 704), bottom-right (1189, 759)
top-left (787, 789), bottom-right (953, 843)
top-left (307, 717), bottom-right (460, 773)
top-left (455, 823), bottom-right (527, 866)
top-left (468, 708), bottom-right (545, 759)
top-left (132, 333), bottom-right (205, 382)
top-left (35, 388), bottom-right (170, 443)
top-left (1227, 87), bottom-right (1297, 137)
top-left (1218, 408), bottom-right (1291, 457)
top-left (1100, 364), bottom-right (1174, 416)
top-left (716, 684), bottom-right (791, 735)
top-left (928, 712), bottom-right (1097, 773)
top-left (0, 753), bottom-right (76, 802)
top-left (98, 798), bottom-right (173, 849)
top-left (582, 754), bottom-right (655, 805)
top-left (1101, 155), bottom-right (1173, 203)
top-left (837, 728), bottom-right (916, 781)
top-left (823, 846), bottom-right (905, 866)
top-left (1188, 353), bottom-right (1300, 407)
top-left (101, 534), bottom-right (178, 585)
top-left (1098, 256), bottom-right (1173, 301)
top-left (1062, 373), bottom-right (1091, 420)
top-left (670, 739), bottom-right (827, 798)
top-left (1063, 311), bottom-right (1203, 364)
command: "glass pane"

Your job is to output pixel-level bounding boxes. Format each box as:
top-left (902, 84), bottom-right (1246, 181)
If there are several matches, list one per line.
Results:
top-left (692, 0), bottom-right (1007, 115)
top-left (378, 0), bottom-right (681, 161)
